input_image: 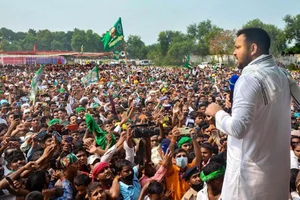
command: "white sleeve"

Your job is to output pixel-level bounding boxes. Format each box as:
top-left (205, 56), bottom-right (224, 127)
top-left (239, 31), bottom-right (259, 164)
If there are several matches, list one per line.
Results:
top-left (215, 75), bottom-right (261, 139)
top-left (20, 141), bottom-right (31, 152)
top-left (290, 151), bottom-right (299, 169)
top-left (291, 191), bottom-right (300, 199)
top-left (100, 145), bottom-right (117, 163)
top-left (124, 140), bottom-right (135, 164)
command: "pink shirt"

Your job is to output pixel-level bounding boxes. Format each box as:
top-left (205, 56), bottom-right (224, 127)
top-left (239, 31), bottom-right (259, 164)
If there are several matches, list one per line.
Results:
top-left (139, 165), bottom-right (167, 187)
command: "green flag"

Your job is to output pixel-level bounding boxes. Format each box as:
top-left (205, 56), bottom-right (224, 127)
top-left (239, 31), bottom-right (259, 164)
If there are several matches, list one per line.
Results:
top-left (30, 65), bottom-right (45, 101)
top-left (101, 17), bottom-right (124, 50)
top-left (183, 55), bottom-right (193, 70)
top-left (85, 114), bottom-right (116, 150)
top-left (81, 66), bottom-right (100, 87)
top-left (113, 51), bottom-right (120, 60)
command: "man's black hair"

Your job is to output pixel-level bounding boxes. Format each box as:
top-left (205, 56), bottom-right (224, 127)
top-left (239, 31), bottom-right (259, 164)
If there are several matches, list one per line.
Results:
top-left (74, 174), bottom-right (91, 187)
top-left (202, 155), bottom-right (226, 177)
top-left (237, 27), bottom-right (271, 54)
top-left (114, 159), bottom-right (133, 173)
top-left (68, 114), bottom-right (77, 122)
top-left (26, 170), bottom-right (47, 192)
top-left (6, 150), bottom-right (25, 165)
top-left (58, 108), bottom-right (67, 113)
top-left (86, 182), bottom-right (103, 197)
top-left (73, 147), bottom-right (88, 156)
top-left (148, 181), bottom-right (164, 195)
top-left (25, 191), bottom-right (44, 200)
top-left (291, 168), bottom-right (299, 192)
top-left (174, 148), bottom-right (187, 158)
top-left (201, 142), bottom-right (214, 152)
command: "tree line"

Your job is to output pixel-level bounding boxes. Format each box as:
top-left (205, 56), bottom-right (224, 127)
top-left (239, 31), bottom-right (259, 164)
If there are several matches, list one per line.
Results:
top-left (0, 14), bottom-right (299, 66)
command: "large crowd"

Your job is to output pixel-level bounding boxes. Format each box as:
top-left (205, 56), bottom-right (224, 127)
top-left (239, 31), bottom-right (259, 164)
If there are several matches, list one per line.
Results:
top-left (0, 62), bottom-right (298, 200)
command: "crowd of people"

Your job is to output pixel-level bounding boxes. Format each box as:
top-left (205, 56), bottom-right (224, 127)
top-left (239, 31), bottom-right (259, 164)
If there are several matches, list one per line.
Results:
top-left (0, 54), bottom-right (298, 200)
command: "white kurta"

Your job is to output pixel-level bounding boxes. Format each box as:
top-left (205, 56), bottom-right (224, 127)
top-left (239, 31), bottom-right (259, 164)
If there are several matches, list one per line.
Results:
top-left (215, 56), bottom-right (291, 200)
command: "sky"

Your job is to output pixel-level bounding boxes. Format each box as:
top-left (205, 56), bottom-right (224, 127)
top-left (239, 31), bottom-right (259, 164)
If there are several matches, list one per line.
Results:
top-left (0, 0), bottom-right (299, 45)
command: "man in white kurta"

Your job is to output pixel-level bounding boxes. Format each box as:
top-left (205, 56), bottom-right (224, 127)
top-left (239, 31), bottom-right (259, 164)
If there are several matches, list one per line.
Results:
top-left (208, 54), bottom-right (291, 199)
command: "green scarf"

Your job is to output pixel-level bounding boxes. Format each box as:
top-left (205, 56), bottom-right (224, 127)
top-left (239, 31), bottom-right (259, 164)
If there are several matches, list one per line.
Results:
top-left (200, 165), bottom-right (226, 182)
top-left (85, 114), bottom-right (116, 150)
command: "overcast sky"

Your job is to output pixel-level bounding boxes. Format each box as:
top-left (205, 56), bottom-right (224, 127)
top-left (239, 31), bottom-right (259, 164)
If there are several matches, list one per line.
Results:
top-left (1, 0), bottom-right (299, 45)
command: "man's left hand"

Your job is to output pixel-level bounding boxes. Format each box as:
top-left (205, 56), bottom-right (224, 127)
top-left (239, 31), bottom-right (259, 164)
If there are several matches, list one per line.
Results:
top-left (205, 103), bottom-right (223, 117)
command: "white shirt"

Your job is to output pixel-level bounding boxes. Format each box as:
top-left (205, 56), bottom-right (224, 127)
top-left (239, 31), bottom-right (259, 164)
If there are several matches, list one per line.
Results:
top-left (197, 185), bottom-right (221, 200)
top-left (215, 56), bottom-right (291, 200)
top-left (291, 150), bottom-right (300, 169)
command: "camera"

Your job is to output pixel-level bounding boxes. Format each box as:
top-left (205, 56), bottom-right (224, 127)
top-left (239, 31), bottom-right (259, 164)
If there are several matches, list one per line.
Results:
top-left (131, 122), bottom-right (160, 138)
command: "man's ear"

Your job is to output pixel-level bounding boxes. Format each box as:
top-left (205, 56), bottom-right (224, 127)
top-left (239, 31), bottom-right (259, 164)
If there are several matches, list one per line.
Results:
top-left (250, 43), bottom-right (258, 56)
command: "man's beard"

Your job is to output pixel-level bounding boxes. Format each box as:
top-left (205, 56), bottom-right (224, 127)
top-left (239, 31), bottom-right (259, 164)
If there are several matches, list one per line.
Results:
top-left (191, 182), bottom-right (204, 192)
top-left (237, 55), bottom-right (252, 70)
top-left (121, 172), bottom-right (134, 183)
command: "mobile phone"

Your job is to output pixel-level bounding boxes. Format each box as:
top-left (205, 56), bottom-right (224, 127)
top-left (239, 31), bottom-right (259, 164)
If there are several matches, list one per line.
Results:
top-left (53, 124), bottom-right (64, 133)
top-left (5, 177), bottom-right (14, 187)
top-left (164, 105), bottom-right (171, 111)
top-left (178, 127), bottom-right (191, 135)
top-left (13, 114), bottom-right (20, 120)
top-left (134, 98), bottom-right (140, 107)
top-left (160, 96), bottom-right (168, 101)
top-left (187, 122), bottom-right (194, 128)
top-left (52, 131), bottom-right (62, 143)
top-left (65, 124), bottom-right (79, 131)
top-left (65, 136), bottom-right (73, 143)
top-left (35, 130), bottom-right (47, 141)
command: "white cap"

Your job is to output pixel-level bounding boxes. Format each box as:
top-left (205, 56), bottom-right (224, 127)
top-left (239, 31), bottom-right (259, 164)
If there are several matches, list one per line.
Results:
top-left (21, 103), bottom-right (30, 109)
top-left (87, 155), bottom-right (101, 165)
top-left (80, 97), bottom-right (89, 104)
top-left (23, 109), bottom-right (31, 115)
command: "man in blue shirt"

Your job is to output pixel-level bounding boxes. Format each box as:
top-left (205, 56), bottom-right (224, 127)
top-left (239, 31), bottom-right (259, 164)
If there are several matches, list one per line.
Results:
top-left (115, 159), bottom-right (141, 200)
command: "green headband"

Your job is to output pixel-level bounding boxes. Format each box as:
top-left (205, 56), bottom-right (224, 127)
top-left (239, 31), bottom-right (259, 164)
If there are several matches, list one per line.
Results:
top-left (200, 165), bottom-right (226, 182)
top-left (178, 136), bottom-right (192, 148)
top-left (76, 107), bottom-right (85, 114)
top-left (48, 119), bottom-right (60, 126)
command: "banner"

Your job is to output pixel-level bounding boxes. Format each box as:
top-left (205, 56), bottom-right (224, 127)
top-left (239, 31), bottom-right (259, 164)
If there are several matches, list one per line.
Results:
top-left (81, 66), bottom-right (100, 87)
top-left (101, 17), bottom-right (124, 50)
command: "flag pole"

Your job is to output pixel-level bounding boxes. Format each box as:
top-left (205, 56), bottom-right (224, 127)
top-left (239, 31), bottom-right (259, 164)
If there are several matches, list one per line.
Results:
top-left (122, 39), bottom-right (128, 66)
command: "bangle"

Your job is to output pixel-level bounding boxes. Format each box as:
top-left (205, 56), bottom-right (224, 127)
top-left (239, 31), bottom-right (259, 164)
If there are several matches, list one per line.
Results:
top-left (171, 139), bottom-right (176, 144)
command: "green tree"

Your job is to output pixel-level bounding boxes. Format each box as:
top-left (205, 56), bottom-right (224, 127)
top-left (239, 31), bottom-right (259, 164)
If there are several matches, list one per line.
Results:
top-left (243, 19), bottom-right (286, 56)
top-left (15, 32), bottom-right (26, 41)
top-left (126, 35), bottom-right (147, 59)
top-left (158, 30), bottom-right (183, 57)
top-left (209, 30), bottom-right (235, 62)
top-left (22, 32), bottom-right (37, 51)
top-left (146, 44), bottom-right (162, 65)
top-left (166, 39), bottom-right (194, 65)
top-left (187, 20), bottom-right (223, 56)
top-left (51, 40), bottom-right (64, 50)
top-left (71, 29), bottom-right (86, 51)
top-left (0, 28), bottom-right (15, 43)
top-left (283, 14), bottom-right (300, 43)
top-left (36, 29), bottom-right (53, 50)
